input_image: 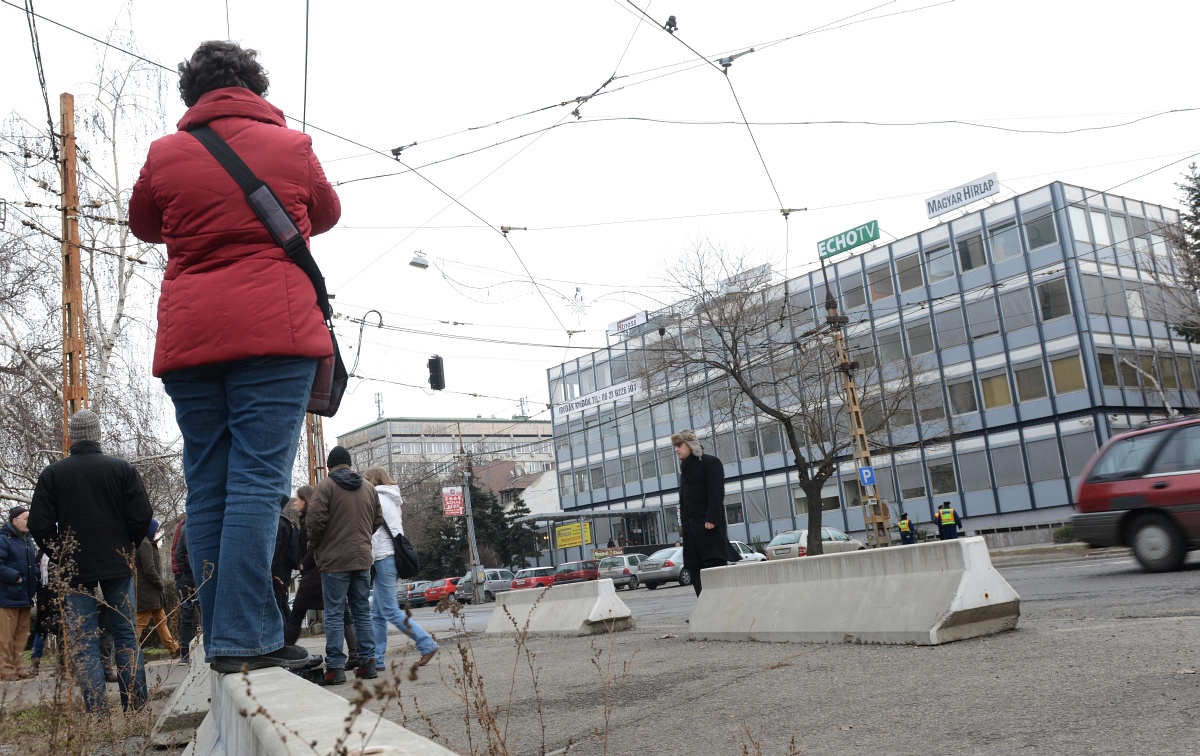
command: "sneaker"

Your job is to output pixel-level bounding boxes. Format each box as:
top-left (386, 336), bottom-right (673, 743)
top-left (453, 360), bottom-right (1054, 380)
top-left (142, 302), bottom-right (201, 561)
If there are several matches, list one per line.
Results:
top-left (417, 646), bottom-right (439, 667)
top-left (321, 668), bottom-right (346, 686)
top-left (355, 659), bottom-right (378, 680)
top-left (210, 645), bottom-right (324, 674)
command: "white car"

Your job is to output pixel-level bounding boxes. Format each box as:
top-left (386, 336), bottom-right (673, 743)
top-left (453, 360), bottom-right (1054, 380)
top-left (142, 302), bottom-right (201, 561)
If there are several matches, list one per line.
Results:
top-left (729, 541), bottom-right (766, 563)
top-left (764, 528), bottom-right (867, 560)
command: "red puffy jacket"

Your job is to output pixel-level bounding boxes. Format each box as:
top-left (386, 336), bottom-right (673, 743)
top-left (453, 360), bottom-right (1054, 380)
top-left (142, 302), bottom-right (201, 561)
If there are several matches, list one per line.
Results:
top-left (129, 87), bottom-right (340, 376)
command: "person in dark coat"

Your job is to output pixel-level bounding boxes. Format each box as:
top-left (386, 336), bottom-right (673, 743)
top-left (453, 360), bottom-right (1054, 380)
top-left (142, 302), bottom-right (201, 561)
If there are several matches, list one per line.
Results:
top-left (936, 502), bottom-right (963, 541)
top-left (0, 507), bottom-right (37, 680)
top-left (135, 519), bottom-right (180, 656)
top-left (672, 429), bottom-right (740, 596)
top-left (171, 517), bottom-right (198, 663)
top-left (28, 410), bottom-right (150, 711)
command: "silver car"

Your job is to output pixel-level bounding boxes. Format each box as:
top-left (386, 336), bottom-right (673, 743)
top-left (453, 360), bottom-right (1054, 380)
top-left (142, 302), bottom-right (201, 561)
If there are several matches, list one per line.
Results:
top-left (636, 547), bottom-right (691, 590)
top-left (764, 528), bottom-right (867, 560)
top-left (598, 554), bottom-right (646, 590)
top-left (455, 568), bottom-right (516, 603)
top-left (398, 580), bottom-right (431, 608)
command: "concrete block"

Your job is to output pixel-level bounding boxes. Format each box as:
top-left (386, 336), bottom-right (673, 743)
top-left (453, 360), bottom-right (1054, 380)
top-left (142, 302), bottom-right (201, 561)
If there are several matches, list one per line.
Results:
top-left (688, 536), bottom-right (1019, 645)
top-left (485, 578), bottom-right (634, 636)
top-left (151, 639), bottom-right (211, 747)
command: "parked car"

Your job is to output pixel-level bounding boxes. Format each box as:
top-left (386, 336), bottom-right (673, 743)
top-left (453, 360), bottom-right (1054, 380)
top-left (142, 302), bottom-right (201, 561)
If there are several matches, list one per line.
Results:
top-left (552, 560), bottom-right (600, 585)
top-left (730, 541), bottom-right (766, 563)
top-left (511, 566), bottom-right (556, 590)
top-left (1071, 415), bottom-right (1200, 572)
top-left (423, 577), bottom-right (461, 604)
top-left (764, 528), bottom-right (866, 560)
top-left (598, 554), bottom-right (646, 589)
top-left (398, 580), bottom-right (431, 608)
top-left (637, 547), bottom-right (690, 589)
top-left (455, 568), bottom-right (517, 603)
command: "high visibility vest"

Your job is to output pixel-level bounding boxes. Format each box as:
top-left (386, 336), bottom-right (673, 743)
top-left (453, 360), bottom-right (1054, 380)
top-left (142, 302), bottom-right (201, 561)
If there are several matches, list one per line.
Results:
top-left (898, 519), bottom-right (911, 533)
top-left (939, 507), bottom-right (956, 526)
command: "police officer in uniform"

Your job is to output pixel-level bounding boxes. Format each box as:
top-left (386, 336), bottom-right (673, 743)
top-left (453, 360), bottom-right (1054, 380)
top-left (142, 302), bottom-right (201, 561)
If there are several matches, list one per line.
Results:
top-left (897, 513), bottom-right (916, 545)
top-left (936, 502), bottom-right (962, 540)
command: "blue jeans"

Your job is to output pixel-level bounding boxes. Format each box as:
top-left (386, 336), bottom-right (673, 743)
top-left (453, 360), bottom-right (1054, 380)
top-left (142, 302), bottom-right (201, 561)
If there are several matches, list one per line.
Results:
top-left (371, 557), bottom-right (437, 663)
top-left (162, 356), bottom-right (316, 659)
top-left (321, 570), bottom-right (375, 670)
top-left (63, 577), bottom-right (146, 712)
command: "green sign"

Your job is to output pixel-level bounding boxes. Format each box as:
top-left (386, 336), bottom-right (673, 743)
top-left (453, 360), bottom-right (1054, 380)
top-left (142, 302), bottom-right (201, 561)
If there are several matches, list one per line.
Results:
top-left (818, 220), bottom-right (879, 259)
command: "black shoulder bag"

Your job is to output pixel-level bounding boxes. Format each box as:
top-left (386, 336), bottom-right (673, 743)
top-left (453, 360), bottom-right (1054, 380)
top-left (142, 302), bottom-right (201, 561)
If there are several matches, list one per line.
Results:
top-left (188, 124), bottom-right (347, 417)
top-left (382, 518), bottom-right (421, 580)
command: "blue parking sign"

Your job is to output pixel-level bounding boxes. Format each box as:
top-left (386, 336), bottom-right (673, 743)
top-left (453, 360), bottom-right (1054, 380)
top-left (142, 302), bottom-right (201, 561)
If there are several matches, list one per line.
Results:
top-left (858, 466), bottom-right (875, 487)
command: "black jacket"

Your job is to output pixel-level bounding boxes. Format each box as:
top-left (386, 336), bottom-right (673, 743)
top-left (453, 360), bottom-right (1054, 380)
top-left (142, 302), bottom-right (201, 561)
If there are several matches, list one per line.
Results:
top-left (172, 519), bottom-right (194, 585)
top-left (679, 453), bottom-right (740, 568)
top-left (135, 538), bottom-right (166, 612)
top-left (29, 440), bottom-right (153, 586)
top-left (0, 523), bottom-right (37, 608)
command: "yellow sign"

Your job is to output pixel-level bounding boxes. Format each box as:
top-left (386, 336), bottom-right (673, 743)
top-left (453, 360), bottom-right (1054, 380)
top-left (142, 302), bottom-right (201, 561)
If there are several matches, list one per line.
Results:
top-left (555, 522), bottom-right (593, 549)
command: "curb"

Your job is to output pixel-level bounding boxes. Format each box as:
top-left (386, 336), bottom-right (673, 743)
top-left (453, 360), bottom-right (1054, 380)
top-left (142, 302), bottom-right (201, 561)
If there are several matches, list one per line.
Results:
top-left (991, 546), bottom-right (1129, 569)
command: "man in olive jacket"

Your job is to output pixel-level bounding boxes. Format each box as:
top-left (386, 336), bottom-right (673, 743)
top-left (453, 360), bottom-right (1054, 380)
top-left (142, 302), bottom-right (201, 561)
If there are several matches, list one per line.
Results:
top-left (28, 409), bottom-right (151, 712)
top-left (305, 446), bottom-right (382, 684)
top-left (672, 429), bottom-right (740, 597)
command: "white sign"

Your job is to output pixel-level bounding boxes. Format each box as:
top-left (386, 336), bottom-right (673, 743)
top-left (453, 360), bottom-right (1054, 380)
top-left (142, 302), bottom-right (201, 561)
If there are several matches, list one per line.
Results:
top-left (925, 173), bottom-right (999, 218)
top-left (442, 486), bottom-right (464, 517)
top-left (554, 380), bottom-right (641, 418)
top-left (606, 311), bottom-right (647, 337)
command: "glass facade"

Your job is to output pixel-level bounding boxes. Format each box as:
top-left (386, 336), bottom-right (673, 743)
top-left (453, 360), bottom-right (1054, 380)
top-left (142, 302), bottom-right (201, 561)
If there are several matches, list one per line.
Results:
top-left (547, 182), bottom-right (1197, 543)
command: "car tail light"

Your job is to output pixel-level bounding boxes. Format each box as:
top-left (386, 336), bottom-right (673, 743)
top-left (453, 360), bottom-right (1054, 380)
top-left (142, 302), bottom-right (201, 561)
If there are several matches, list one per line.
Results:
top-left (622, 568), bottom-right (630, 575)
top-left (797, 547), bottom-right (808, 557)
top-left (663, 560), bottom-right (675, 568)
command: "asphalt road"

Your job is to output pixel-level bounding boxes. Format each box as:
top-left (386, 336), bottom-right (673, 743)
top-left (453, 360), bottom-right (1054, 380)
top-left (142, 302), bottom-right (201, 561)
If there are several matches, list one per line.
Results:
top-left (325, 556), bottom-right (1200, 756)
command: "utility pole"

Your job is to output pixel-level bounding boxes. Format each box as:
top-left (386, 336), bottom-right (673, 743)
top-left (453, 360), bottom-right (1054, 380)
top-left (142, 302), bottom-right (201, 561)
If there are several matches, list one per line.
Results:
top-left (59, 93), bottom-right (88, 455)
top-left (305, 414), bottom-right (327, 486)
top-left (458, 422), bottom-right (483, 604)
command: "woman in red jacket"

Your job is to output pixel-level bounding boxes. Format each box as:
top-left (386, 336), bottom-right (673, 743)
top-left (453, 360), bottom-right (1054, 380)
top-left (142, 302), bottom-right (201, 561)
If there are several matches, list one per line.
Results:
top-left (129, 41), bottom-right (338, 674)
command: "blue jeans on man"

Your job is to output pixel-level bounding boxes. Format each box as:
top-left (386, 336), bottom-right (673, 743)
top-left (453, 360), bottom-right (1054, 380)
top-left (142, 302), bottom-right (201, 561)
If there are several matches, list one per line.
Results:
top-left (371, 556), bottom-right (438, 666)
top-left (321, 570), bottom-right (375, 670)
top-left (162, 357), bottom-right (316, 661)
top-left (63, 577), bottom-right (146, 712)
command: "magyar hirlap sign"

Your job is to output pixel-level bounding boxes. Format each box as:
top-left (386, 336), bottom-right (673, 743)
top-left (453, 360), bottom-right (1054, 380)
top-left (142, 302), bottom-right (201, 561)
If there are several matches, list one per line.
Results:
top-left (925, 173), bottom-right (999, 218)
top-left (818, 220), bottom-right (879, 259)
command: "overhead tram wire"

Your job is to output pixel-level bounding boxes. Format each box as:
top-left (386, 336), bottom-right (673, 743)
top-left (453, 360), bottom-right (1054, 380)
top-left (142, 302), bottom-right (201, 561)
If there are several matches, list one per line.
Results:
top-left (22, 1), bottom-right (59, 166)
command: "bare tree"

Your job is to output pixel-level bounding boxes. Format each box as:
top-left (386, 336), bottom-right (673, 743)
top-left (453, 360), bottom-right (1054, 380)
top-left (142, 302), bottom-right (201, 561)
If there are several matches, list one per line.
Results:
top-left (633, 242), bottom-right (949, 556)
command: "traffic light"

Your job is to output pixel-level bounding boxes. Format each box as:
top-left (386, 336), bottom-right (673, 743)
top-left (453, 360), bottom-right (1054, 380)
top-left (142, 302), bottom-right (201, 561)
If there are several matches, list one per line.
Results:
top-left (427, 355), bottom-right (445, 391)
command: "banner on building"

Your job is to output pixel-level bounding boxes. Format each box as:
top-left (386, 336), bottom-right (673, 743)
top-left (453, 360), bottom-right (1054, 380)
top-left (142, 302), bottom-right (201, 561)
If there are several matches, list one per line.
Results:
top-left (553, 379), bottom-right (642, 418)
top-left (607, 311), bottom-right (647, 337)
top-left (925, 173), bottom-right (999, 218)
top-left (555, 522), bottom-right (593, 549)
top-left (442, 486), bottom-right (465, 517)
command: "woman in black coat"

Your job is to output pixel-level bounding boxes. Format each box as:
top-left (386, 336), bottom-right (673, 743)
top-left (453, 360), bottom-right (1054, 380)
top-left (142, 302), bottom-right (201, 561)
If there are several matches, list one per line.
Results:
top-left (672, 430), bottom-right (740, 596)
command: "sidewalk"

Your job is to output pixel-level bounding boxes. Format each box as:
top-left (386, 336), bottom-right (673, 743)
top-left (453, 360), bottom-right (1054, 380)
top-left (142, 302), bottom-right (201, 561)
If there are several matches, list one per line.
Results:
top-left (986, 541), bottom-right (1129, 567)
top-left (0, 654), bottom-right (188, 713)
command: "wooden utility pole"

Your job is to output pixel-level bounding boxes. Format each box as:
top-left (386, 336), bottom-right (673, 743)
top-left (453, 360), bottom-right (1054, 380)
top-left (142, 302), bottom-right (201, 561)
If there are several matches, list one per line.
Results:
top-left (60, 93), bottom-right (88, 455)
top-left (305, 413), bottom-right (327, 486)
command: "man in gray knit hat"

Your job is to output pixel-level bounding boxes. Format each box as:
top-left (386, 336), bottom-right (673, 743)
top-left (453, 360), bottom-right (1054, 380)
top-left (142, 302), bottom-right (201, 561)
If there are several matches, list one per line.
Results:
top-left (29, 409), bottom-right (152, 712)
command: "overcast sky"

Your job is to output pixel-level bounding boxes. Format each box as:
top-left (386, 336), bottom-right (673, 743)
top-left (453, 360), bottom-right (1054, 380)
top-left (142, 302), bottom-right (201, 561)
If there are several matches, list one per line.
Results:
top-left (3, 0), bottom-right (1198, 442)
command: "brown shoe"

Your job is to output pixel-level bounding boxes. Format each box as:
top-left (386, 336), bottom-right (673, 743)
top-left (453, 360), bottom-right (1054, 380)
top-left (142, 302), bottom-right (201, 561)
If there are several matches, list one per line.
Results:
top-left (417, 647), bottom-right (438, 667)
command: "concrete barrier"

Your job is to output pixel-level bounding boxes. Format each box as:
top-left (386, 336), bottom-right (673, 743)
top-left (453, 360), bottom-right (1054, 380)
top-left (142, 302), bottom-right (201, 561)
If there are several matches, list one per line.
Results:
top-left (485, 578), bottom-right (634, 636)
top-left (151, 639), bottom-right (211, 747)
top-left (181, 665), bottom-right (457, 756)
top-left (688, 536), bottom-right (1019, 645)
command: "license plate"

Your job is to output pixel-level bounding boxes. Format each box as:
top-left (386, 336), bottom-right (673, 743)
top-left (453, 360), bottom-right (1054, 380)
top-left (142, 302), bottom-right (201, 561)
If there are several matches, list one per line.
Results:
top-left (773, 548), bottom-right (789, 555)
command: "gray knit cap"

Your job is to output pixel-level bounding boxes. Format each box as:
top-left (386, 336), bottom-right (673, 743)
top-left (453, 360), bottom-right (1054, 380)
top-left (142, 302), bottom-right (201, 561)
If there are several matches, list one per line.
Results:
top-left (670, 429), bottom-right (704, 458)
top-left (68, 409), bottom-right (101, 443)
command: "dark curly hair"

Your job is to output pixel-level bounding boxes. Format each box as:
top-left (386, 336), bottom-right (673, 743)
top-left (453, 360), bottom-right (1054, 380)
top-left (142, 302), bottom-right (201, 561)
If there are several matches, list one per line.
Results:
top-left (177, 41), bottom-right (270, 107)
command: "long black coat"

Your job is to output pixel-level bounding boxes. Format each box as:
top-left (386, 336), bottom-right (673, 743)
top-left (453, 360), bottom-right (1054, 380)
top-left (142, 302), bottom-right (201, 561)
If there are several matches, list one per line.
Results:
top-left (679, 453), bottom-right (740, 569)
top-left (0, 523), bottom-right (37, 608)
top-left (29, 440), bottom-right (152, 586)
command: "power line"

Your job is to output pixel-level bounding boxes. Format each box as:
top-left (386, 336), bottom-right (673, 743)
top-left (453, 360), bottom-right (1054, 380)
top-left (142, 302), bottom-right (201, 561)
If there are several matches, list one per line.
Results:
top-left (21, 0), bottom-right (58, 167)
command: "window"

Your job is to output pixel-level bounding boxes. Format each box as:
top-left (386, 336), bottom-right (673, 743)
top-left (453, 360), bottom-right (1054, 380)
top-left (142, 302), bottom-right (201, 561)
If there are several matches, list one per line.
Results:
top-left (935, 308), bottom-right (967, 348)
top-left (999, 288), bottom-right (1036, 331)
top-left (573, 469), bottom-right (591, 494)
top-left (958, 450), bottom-right (991, 491)
top-left (793, 493), bottom-right (840, 515)
top-left (1158, 354), bottom-right (1179, 389)
top-left (897, 462), bottom-right (927, 499)
top-left (842, 272), bottom-right (866, 310)
top-left (1014, 364), bottom-right (1048, 401)
top-left (1090, 210), bottom-right (1112, 247)
top-left (878, 328), bottom-right (904, 364)
top-left (1180, 358), bottom-right (1197, 391)
top-left (1110, 215), bottom-right (1130, 250)
top-left (760, 424), bottom-right (784, 455)
top-left (928, 461), bottom-right (956, 495)
top-left (604, 458), bottom-right (623, 488)
top-left (967, 298), bottom-right (1000, 340)
top-left (868, 266), bottom-right (894, 300)
top-left (1127, 288), bottom-right (1145, 319)
top-left (1024, 212), bottom-right (1058, 250)
top-left (1090, 433), bottom-right (1164, 479)
top-left (981, 373), bottom-right (1013, 409)
top-left (589, 465), bottom-right (605, 491)
top-left (1097, 353), bottom-right (1119, 387)
top-left (1036, 279), bottom-right (1071, 321)
top-left (949, 380), bottom-right (978, 414)
top-left (600, 409), bottom-right (617, 439)
top-left (725, 503), bottom-right (745, 525)
top-left (989, 221), bottom-right (1022, 261)
top-left (639, 450), bottom-right (657, 479)
top-left (559, 471), bottom-right (575, 496)
top-left (849, 337), bottom-right (876, 371)
top-left (917, 391), bottom-right (946, 424)
top-left (1082, 275), bottom-right (1106, 316)
top-left (1068, 205), bottom-right (1091, 243)
top-left (1149, 425), bottom-right (1200, 474)
top-left (1063, 433), bottom-right (1099, 476)
top-left (713, 431), bottom-right (735, 462)
top-left (745, 489), bottom-right (769, 523)
top-left (925, 243), bottom-right (954, 283)
top-left (656, 446), bottom-right (676, 476)
top-left (622, 456), bottom-right (639, 485)
top-left (956, 233), bottom-right (986, 271)
top-left (897, 255), bottom-right (923, 292)
top-left (1050, 354), bottom-right (1086, 393)
top-left (1026, 438), bottom-right (1063, 482)
top-left (1117, 351), bottom-right (1140, 388)
top-left (991, 446), bottom-right (1026, 486)
top-left (906, 321), bottom-right (934, 356)
top-left (1103, 278), bottom-right (1128, 317)
top-left (737, 430), bottom-right (759, 459)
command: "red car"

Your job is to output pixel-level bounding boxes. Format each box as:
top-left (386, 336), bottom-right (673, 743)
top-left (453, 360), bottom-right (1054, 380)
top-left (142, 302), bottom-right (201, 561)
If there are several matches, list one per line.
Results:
top-left (424, 577), bottom-right (461, 604)
top-left (1072, 415), bottom-right (1200, 572)
top-left (552, 560), bottom-right (599, 585)
top-left (511, 566), bottom-right (555, 590)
